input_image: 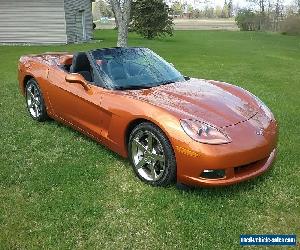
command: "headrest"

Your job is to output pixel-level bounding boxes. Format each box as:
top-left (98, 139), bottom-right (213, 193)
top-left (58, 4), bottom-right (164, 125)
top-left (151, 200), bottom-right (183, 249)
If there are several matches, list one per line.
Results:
top-left (70, 52), bottom-right (90, 73)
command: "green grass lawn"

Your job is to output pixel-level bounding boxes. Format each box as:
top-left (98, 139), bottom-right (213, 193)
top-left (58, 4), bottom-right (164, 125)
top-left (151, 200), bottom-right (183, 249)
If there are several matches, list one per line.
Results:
top-left (0, 30), bottom-right (299, 249)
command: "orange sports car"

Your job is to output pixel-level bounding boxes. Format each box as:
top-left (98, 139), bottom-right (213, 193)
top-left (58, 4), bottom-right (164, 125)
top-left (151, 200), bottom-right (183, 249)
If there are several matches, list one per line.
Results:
top-left (18, 47), bottom-right (278, 187)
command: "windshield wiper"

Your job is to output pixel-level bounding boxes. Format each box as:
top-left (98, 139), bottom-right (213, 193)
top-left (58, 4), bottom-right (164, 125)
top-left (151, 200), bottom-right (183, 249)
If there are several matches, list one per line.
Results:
top-left (114, 85), bottom-right (153, 90)
top-left (114, 80), bottom-right (177, 90)
top-left (160, 80), bottom-right (175, 85)
top-left (154, 80), bottom-right (176, 87)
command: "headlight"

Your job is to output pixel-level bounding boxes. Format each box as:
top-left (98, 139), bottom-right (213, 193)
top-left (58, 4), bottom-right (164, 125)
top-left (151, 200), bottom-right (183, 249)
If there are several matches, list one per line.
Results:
top-left (180, 119), bottom-right (232, 145)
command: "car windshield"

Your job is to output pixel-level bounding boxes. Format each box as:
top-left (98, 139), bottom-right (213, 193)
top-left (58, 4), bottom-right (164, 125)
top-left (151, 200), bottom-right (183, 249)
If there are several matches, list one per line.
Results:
top-left (90, 47), bottom-right (185, 90)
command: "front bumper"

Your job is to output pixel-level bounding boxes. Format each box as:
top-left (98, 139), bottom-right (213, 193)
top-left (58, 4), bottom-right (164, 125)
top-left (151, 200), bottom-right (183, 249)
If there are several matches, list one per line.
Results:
top-left (177, 148), bottom-right (276, 187)
top-left (174, 117), bottom-right (278, 187)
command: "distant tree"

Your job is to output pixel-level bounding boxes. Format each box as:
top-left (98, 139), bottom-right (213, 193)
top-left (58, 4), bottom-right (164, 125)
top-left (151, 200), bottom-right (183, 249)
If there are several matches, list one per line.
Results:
top-left (187, 4), bottom-right (194, 18)
top-left (187, 4), bottom-right (194, 13)
top-left (110, 0), bottom-right (132, 47)
top-left (228, 0), bottom-right (233, 17)
top-left (247, 0), bottom-right (266, 13)
top-left (296, 0), bottom-right (300, 14)
top-left (285, 4), bottom-right (296, 16)
top-left (98, 0), bottom-right (113, 18)
top-left (171, 1), bottom-right (184, 17)
top-left (221, 0), bottom-right (229, 18)
top-left (273, 0), bottom-right (283, 30)
top-left (131, 0), bottom-right (174, 39)
top-left (215, 5), bottom-right (223, 18)
top-left (203, 5), bottom-right (214, 18)
top-left (260, 0), bottom-right (266, 13)
top-left (222, 0), bottom-right (230, 18)
top-left (281, 15), bottom-right (300, 35)
top-left (235, 9), bottom-right (259, 30)
top-left (191, 8), bottom-right (202, 18)
top-left (246, 0), bottom-right (272, 30)
top-left (266, 0), bottom-right (273, 14)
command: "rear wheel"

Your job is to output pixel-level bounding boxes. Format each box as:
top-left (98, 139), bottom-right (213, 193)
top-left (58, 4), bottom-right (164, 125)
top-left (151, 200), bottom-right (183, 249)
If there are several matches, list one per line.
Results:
top-left (25, 79), bottom-right (48, 122)
top-left (128, 122), bottom-right (176, 186)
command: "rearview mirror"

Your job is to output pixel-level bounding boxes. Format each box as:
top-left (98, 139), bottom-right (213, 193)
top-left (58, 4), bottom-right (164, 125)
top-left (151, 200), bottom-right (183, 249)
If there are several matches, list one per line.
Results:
top-left (65, 73), bottom-right (90, 91)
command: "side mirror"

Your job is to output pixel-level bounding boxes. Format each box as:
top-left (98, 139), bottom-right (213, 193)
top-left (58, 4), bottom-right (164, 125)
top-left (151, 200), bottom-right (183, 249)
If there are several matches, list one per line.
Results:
top-left (184, 76), bottom-right (190, 81)
top-left (65, 73), bottom-right (90, 91)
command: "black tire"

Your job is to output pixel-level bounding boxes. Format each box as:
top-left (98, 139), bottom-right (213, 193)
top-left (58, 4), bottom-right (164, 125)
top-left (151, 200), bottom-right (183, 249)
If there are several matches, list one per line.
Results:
top-left (128, 122), bottom-right (176, 186)
top-left (25, 78), bottom-right (48, 122)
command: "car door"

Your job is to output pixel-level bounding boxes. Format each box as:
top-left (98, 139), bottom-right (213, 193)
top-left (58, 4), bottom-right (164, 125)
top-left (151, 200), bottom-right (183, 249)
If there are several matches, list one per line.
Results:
top-left (46, 67), bottom-right (109, 140)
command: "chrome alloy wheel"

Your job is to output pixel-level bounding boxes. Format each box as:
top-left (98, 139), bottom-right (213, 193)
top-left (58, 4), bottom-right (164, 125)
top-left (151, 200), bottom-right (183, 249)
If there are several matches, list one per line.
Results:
top-left (26, 82), bottom-right (42, 118)
top-left (131, 130), bottom-right (166, 181)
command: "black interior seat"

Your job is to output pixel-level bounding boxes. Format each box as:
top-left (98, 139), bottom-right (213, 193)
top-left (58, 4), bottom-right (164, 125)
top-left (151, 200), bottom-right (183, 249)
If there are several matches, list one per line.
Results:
top-left (70, 52), bottom-right (92, 82)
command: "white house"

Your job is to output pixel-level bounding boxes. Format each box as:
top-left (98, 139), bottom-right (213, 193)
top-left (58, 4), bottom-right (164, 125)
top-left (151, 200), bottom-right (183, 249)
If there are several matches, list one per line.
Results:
top-left (0, 0), bottom-right (93, 44)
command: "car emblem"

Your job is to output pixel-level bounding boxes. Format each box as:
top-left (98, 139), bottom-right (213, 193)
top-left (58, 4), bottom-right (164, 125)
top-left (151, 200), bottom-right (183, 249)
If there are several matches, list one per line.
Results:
top-left (256, 128), bottom-right (264, 136)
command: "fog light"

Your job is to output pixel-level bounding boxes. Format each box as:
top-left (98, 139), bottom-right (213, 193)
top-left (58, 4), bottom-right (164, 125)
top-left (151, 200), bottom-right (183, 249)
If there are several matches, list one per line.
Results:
top-left (200, 169), bottom-right (225, 179)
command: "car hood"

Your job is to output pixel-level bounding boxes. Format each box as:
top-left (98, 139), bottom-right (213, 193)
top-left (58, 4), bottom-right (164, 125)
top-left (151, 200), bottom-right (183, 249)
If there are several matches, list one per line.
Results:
top-left (123, 78), bottom-right (258, 128)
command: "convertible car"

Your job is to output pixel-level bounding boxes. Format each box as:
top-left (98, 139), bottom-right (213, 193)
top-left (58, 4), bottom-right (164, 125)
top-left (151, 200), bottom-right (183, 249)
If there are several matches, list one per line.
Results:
top-left (18, 47), bottom-right (278, 187)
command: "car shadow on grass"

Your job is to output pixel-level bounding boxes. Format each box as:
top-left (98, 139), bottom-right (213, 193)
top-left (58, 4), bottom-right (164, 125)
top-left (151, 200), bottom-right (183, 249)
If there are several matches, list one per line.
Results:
top-left (44, 119), bottom-right (277, 199)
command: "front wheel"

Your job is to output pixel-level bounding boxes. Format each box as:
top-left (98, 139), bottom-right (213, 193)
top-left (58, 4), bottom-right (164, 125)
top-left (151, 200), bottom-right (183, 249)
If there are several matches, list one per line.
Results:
top-left (128, 122), bottom-right (176, 186)
top-left (25, 79), bottom-right (48, 122)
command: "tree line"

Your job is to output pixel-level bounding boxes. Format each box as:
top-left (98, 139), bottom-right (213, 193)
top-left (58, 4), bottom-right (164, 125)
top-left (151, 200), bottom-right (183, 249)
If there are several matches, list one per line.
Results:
top-left (99, 0), bottom-right (300, 20)
top-left (96, 0), bottom-right (235, 19)
top-left (95, 0), bottom-right (300, 47)
top-left (235, 0), bottom-right (300, 34)
top-left (169, 0), bottom-right (234, 19)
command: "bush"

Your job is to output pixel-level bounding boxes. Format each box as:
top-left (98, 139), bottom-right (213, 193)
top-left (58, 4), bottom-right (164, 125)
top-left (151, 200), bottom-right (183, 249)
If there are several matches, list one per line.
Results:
top-left (235, 9), bottom-right (270, 31)
top-left (130, 0), bottom-right (173, 39)
top-left (281, 15), bottom-right (300, 35)
top-left (235, 10), bottom-right (256, 31)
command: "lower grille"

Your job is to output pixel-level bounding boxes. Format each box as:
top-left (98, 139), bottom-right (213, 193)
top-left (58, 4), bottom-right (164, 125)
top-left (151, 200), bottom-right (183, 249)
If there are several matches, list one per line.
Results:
top-left (234, 159), bottom-right (265, 176)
